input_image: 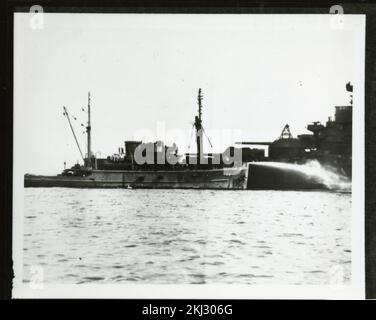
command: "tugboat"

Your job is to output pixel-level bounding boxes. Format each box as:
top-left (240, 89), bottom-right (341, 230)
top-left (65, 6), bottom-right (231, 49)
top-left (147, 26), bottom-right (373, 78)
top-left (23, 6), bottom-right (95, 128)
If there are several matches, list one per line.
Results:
top-left (24, 89), bottom-right (248, 189)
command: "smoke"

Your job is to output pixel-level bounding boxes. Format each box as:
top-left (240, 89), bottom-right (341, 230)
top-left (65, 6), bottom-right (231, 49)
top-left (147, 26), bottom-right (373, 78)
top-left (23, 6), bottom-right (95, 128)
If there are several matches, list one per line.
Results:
top-left (253, 160), bottom-right (351, 192)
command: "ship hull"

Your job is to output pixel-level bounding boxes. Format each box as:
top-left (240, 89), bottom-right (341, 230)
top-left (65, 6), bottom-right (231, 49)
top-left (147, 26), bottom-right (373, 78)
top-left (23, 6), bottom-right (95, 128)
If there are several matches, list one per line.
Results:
top-left (24, 167), bottom-right (248, 189)
top-left (246, 163), bottom-right (328, 190)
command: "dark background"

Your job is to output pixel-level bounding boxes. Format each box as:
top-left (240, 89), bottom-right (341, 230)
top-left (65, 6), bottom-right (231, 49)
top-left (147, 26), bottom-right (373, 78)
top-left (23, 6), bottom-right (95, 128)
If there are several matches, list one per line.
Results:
top-left (0, 0), bottom-right (374, 302)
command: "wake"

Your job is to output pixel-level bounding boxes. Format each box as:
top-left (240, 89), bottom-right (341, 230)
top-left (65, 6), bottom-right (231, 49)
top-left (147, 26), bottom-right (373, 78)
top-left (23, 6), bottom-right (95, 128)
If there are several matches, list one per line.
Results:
top-left (252, 160), bottom-right (351, 192)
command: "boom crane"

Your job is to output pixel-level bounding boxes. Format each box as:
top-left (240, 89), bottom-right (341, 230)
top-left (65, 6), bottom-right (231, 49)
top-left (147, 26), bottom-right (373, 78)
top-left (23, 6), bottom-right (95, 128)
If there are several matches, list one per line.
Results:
top-left (63, 106), bottom-right (85, 162)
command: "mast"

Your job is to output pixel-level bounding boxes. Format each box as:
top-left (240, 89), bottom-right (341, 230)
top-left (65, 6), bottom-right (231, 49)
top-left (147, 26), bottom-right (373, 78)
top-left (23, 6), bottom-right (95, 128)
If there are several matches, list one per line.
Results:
top-left (346, 81), bottom-right (353, 105)
top-left (194, 88), bottom-right (204, 163)
top-left (198, 88), bottom-right (202, 122)
top-left (86, 92), bottom-right (92, 164)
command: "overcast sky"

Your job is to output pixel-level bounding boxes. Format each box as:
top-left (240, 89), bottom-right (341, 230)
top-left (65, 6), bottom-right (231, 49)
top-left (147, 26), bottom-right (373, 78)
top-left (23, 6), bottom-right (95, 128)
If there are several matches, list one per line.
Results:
top-left (14, 13), bottom-right (364, 174)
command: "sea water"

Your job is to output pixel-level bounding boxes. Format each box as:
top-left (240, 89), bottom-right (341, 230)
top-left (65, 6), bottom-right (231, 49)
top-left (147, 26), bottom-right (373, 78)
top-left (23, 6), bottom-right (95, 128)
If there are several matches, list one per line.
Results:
top-left (22, 188), bottom-right (351, 285)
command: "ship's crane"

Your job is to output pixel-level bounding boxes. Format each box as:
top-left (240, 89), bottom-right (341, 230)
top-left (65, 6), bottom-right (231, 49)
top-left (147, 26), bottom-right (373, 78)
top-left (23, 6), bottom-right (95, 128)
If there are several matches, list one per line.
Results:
top-left (62, 92), bottom-right (93, 168)
top-left (63, 106), bottom-right (85, 162)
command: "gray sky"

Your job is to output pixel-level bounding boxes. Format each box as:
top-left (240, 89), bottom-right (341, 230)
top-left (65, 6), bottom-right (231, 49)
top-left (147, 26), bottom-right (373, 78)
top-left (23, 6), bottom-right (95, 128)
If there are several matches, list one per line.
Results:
top-left (14, 13), bottom-right (364, 174)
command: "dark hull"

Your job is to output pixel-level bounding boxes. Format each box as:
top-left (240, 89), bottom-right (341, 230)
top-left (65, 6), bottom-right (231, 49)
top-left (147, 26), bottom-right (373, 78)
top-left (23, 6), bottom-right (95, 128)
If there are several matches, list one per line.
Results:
top-left (24, 167), bottom-right (248, 189)
top-left (246, 163), bottom-right (329, 190)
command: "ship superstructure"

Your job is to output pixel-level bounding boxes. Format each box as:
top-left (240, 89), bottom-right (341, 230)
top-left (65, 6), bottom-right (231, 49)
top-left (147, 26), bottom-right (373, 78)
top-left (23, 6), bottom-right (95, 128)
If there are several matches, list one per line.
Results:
top-left (236, 82), bottom-right (353, 178)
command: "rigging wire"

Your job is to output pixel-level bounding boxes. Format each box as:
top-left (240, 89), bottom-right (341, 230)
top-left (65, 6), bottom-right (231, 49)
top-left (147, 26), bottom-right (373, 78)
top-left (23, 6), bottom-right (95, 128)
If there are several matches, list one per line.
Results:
top-left (187, 123), bottom-right (195, 152)
top-left (202, 127), bottom-right (213, 148)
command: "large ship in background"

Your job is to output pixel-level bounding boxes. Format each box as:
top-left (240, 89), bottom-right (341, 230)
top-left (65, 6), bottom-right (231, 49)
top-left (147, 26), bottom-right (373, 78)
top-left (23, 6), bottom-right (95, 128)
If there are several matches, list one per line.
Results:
top-left (24, 89), bottom-right (248, 189)
top-left (237, 82), bottom-right (353, 190)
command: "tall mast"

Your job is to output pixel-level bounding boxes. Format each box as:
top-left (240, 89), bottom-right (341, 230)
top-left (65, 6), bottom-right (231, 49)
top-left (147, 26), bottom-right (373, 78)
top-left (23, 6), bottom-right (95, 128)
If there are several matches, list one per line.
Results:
top-left (194, 88), bottom-right (204, 162)
top-left (346, 81), bottom-right (353, 105)
top-left (86, 92), bottom-right (92, 161)
top-left (198, 88), bottom-right (202, 122)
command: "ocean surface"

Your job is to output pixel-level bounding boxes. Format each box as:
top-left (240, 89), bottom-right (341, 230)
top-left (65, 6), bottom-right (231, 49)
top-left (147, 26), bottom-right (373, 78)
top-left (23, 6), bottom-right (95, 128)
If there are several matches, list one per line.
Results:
top-left (23, 188), bottom-right (352, 285)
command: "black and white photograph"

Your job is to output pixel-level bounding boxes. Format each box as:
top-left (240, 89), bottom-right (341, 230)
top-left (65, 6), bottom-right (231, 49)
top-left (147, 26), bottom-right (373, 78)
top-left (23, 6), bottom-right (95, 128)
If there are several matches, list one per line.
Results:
top-left (11, 10), bottom-right (365, 299)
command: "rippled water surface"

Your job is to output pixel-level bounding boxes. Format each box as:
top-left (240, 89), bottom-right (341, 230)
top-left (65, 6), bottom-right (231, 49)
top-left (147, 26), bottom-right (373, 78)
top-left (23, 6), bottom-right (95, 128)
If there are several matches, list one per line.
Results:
top-left (23, 188), bottom-right (351, 284)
